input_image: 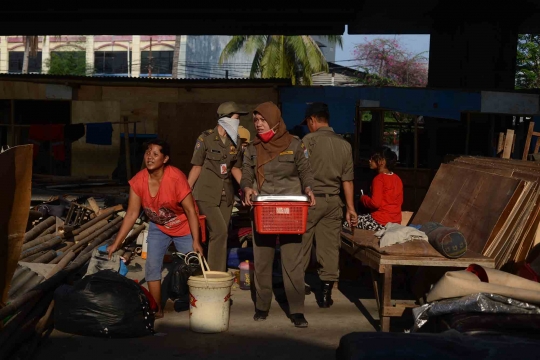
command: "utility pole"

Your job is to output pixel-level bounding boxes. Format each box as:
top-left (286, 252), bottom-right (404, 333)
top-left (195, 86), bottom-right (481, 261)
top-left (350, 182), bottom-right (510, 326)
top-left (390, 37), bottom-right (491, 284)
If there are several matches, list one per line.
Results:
top-left (127, 41), bottom-right (131, 77)
top-left (172, 35), bottom-right (181, 79)
top-left (148, 36), bottom-right (153, 77)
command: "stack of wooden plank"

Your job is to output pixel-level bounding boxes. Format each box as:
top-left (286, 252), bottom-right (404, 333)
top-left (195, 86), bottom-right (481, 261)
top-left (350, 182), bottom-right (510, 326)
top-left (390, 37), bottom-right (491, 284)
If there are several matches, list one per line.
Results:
top-left (412, 156), bottom-right (540, 269)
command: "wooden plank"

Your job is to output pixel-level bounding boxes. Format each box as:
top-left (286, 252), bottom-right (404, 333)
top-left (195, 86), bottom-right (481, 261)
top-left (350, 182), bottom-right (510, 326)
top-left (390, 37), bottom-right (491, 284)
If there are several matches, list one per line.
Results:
top-left (370, 268), bottom-right (381, 310)
top-left (413, 164), bottom-right (520, 254)
top-left (502, 129), bottom-right (514, 159)
top-left (0, 145), bottom-right (33, 304)
top-left (356, 246), bottom-right (495, 268)
top-left (506, 186), bottom-right (539, 263)
top-left (484, 181), bottom-right (530, 256)
top-left (516, 200), bottom-right (540, 262)
top-left (401, 211), bottom-right (414, 226)
top-left (377, 255), bottom-right (495, 268)
top-left (497, 132), bottom-right (504, 155)
top-left (489, 183), bottom-right (535, 267)
top-left (123, 116), bottom-right (132, 179)
top-left (380, 265), bottom-right (392, 332)
top-left (86, 197), bottom-right (100, 214)
top-left (381, 303), bottom-right (418, 317)
top-left (9, 99), bottom-right (14, 146)
top-left (535, 138), bottom-right (540, 155)
top-left (412, 164), bottom-right (466, 225)
top-left (453, 156), bottom-right (540, 265)
top-left (523, 121), bottom-right (535, 160)
top-left (483, 181), bottom-right (526, 253)
top-left (534, 222), bottom-right (540, 247)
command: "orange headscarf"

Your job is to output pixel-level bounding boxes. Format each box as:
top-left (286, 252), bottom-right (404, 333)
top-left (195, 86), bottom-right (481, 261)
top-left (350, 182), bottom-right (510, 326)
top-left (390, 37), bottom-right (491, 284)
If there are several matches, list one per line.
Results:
top-left (252, 102), bottom-right (293, 190)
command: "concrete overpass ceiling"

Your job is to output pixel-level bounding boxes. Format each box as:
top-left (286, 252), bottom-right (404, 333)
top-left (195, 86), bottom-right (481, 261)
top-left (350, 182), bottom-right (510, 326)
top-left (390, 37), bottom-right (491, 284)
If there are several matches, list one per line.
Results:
top-left (348, 0), bottom-right (540, 34)
top-left (0, 7), bottom-right (358, 35)
top-left (0, 3), bottom-right (539, 35)
top-left (348, 0), bottom-right (437, 34)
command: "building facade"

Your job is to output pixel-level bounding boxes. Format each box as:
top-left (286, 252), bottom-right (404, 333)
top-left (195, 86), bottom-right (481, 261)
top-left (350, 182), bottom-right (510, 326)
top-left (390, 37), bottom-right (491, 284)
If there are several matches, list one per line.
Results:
top-left (0, 35), bottom-right (332, 79)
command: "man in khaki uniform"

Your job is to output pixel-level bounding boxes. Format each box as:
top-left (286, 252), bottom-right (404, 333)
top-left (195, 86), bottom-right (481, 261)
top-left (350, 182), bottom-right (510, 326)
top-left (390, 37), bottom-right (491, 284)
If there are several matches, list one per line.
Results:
top-left (188, 102), bottom-right (247, 271)
top-left (300, 102), bottom-right (357, 308)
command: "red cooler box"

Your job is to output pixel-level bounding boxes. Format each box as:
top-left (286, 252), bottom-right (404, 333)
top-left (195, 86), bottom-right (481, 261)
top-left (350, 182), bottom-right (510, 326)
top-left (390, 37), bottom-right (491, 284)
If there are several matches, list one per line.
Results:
top-left (253, 195), bottom-right (310, 235)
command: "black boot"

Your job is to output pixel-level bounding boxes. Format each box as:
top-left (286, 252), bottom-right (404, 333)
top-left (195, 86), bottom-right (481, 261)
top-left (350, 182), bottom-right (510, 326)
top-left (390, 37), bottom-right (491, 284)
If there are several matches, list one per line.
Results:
top-left (289, 313), bottom-right (308, 328)
top-left (253, 309), bottom-right (269, 321)
top-left (318, 281), bottom-right (334, 308)
top-left (305, 283), bottom-right (311, 295)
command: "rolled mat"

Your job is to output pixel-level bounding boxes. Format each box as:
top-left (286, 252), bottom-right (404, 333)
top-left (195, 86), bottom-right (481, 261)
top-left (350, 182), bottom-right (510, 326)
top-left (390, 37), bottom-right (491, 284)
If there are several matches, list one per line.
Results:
top-left (420, 222), bottom-right (467, 259)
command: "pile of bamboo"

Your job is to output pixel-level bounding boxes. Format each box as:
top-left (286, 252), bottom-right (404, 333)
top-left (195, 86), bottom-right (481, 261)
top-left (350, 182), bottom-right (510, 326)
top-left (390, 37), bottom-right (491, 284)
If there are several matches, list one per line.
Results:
top-left (0, 208), bottom-right (145, 360)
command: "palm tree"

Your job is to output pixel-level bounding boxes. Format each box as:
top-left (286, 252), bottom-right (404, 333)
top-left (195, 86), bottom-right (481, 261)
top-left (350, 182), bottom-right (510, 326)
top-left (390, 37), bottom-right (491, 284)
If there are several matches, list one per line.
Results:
top-left (22, 36), bottom-right (40, 74)
top-left (219, 35), bottom-right (342, 85)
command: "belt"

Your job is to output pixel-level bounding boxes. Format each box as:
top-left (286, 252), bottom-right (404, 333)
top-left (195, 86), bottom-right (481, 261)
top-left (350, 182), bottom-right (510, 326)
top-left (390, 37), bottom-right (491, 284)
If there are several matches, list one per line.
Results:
top-left (314, 193), bottom-right (339, 197)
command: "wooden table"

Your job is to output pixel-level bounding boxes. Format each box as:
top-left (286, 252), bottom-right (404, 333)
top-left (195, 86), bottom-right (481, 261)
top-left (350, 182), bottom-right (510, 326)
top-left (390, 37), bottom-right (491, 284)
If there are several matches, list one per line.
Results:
top-left (341, 230), bottom-right (495, 332)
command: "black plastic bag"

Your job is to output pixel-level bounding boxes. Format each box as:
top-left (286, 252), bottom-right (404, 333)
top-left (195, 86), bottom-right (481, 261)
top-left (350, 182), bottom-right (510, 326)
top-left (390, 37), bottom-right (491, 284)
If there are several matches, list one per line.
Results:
top-left (169, 257), bottom-right (202, 311)
top-left (54, 270), bottom-right (154, 338)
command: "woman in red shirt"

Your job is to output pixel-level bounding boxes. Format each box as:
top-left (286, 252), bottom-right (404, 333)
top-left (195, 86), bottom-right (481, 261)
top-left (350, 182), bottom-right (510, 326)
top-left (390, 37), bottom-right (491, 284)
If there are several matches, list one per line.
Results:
top-left (107, 139), bottom-right (203, 319)
top-left (355, 147), bottom-right (403, 231)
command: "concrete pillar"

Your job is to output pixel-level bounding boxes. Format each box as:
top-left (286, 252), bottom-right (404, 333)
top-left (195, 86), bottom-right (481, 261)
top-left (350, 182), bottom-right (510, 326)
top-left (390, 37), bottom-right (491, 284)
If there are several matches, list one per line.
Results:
top-left (428, 19), bottom-right (518, 90)
top-left (86, 35), bottom-right (94, 76)
top-left (131, 35), bottom-right (141, 77)
top-left (42, 36), bottom-right (50, 74)
top-left (0, 36), bottom-right (7, 73)
top-left (177, 35), bottom-right (188, 78)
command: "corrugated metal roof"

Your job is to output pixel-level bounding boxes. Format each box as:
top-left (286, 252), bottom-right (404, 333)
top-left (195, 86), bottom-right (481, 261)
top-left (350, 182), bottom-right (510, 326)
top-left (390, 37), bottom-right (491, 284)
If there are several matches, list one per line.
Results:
top-left (0, 73), bottom-right (291, 88)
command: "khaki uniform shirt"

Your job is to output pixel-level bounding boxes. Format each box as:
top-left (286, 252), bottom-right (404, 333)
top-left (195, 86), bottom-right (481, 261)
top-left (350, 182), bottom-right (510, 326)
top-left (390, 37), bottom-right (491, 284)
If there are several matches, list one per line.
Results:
top-left (302, 127), bottom-right (354, 195)
top-left (241, 137), bottom-right (314, 195)
top-left (191, 127), bottom-right (243, 206)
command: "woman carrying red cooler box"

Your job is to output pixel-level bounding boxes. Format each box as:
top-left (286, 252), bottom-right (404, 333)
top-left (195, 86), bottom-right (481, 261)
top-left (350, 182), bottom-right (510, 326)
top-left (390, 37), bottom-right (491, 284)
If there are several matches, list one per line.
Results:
top-left (241, 102), bottom-right (316, 328)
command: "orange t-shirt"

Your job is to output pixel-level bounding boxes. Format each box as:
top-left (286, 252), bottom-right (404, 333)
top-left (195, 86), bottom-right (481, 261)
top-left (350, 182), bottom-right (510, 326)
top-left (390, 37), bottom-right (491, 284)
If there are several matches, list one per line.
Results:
top-left (361, 173), bottom-right (403, 226)
top-left (129, 166), bottom-right (196, 237)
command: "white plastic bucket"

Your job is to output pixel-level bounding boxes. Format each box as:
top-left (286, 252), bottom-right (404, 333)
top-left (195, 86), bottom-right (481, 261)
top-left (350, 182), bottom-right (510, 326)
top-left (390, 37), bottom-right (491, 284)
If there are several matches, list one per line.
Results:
top-left (188, 254), bottom-right (234, 333)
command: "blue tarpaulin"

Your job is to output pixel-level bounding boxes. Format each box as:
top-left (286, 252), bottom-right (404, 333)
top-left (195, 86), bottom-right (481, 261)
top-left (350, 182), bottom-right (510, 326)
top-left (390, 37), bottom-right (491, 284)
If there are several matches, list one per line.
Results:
top-left (279, 87), bottom-right (482, 134)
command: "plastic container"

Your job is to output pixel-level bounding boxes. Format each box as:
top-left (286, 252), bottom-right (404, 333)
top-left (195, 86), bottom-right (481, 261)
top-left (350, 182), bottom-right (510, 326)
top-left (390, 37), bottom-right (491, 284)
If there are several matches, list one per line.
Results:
top-left (227, 247), bottom-right (254, 268)
top-left (239, 260), bottom-right (254, 290)
top-left (198, 215), bottom-right (207, 243)
top-left (188, 254), bottom-right (234, 333)
top-left (252, 195), bottom-right (310, 235)
top-left (140, 230), bottom-right (149, 259)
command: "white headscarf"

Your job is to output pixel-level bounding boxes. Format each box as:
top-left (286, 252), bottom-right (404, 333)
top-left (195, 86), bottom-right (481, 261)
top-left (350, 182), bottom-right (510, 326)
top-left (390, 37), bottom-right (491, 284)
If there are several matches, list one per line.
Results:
top-left (218, 117), bottom-right (240, 145)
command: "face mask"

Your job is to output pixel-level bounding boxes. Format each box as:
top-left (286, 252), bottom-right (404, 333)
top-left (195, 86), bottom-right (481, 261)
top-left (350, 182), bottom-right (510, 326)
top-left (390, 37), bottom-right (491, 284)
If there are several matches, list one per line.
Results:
top-left (257, 128), bottom-right (276, 143)
top-left (218, 117), bottom-right (240, 145)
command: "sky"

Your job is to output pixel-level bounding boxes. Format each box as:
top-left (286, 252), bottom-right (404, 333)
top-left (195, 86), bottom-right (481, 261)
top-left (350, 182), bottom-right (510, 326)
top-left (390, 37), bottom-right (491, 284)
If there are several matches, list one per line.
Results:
top-left (335, 28), bottom-right (431, 64)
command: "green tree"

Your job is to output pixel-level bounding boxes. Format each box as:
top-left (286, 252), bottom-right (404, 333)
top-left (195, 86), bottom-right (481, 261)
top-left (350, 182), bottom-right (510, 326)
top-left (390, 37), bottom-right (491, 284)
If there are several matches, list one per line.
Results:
top-left (46, 52), bottom-right (91, 76)
top-left (219, 35), bottom-right (342, 85)
top-left (22, 36), bottom-right (40, 74)
top-left (516, 34), bottom-right (540, 89)
top-left (353, 37), bottom-right (428, 87)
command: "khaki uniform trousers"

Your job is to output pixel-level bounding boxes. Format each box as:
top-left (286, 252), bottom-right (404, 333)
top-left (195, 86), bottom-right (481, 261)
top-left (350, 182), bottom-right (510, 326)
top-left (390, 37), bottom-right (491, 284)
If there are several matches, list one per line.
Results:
top-left (252, 223), bottom-right (305, 315)
top-left (197, 194), bottom-right (232, 272)
top-left (301, 195), bottom-right (343, 282)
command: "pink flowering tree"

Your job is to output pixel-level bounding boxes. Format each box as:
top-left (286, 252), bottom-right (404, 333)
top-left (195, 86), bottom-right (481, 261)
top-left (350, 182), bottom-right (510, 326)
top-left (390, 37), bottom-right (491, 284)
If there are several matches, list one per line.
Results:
top-left (353, 37), bottom-right (428, 87)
